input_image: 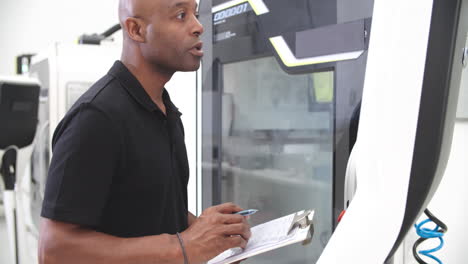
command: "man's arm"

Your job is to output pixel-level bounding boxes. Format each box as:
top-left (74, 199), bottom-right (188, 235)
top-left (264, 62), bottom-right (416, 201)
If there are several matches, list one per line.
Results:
top-left (39, 203), bottom-right (251, 264)
top-left (188, 211), bottom-right (197, 226)
top-left (38, 218), bottom-right (182, 264)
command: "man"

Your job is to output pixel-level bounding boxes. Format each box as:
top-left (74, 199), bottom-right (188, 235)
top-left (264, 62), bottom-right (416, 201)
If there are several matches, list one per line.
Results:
top-left (38, 0), bottom-right (251, 263)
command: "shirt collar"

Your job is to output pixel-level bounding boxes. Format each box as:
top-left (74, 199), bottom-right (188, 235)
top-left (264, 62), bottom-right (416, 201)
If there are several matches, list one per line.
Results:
top-left (107, 61), bottom-right (182, 116)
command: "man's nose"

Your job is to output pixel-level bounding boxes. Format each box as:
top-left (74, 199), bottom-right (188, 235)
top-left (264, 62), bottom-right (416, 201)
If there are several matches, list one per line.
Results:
top-left (192, 16), bottom-right (204, 37)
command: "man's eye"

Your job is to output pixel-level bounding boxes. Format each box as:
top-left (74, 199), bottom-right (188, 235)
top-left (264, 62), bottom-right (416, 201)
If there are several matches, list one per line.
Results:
top-left (195, 12), bottom-right (200, 19)
top-left (176, 12), bottom-right (186, 20)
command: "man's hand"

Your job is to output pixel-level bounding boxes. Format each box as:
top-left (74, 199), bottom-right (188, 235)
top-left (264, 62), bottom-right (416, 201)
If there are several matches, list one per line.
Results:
top-left (180, 203), bottom-right (252, 264)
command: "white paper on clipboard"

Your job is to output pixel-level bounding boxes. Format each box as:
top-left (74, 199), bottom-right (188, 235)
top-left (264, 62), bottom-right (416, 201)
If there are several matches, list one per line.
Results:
top-left (208, 210), bottom-right (314, 264)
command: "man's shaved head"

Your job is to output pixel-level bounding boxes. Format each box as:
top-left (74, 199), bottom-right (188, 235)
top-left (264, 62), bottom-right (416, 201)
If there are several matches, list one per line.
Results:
top-left (119, 0), bottom-right (157, 32)
top-left (119, 0), bottom-right (204, 76)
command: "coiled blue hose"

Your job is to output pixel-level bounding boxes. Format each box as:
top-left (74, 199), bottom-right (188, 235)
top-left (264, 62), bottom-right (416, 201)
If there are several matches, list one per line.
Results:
top-left (412, 209), bottom-right (447, 264)
top-left (414, 219), bottom-right (444, 264)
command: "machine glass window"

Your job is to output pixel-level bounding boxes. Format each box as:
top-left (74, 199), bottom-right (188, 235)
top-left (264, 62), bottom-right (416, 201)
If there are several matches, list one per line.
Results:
top-left (221, 57), bottom-right (334, 263)
top-left (201, 0), bottom-right (374, 263)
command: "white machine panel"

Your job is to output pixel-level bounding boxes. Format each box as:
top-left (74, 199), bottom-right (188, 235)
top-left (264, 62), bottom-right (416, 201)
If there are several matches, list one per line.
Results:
top-left (318, 0), bottom-right (434, 263)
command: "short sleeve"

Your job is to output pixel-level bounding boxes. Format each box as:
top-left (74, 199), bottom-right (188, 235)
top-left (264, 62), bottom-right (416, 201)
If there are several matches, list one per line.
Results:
top-left (41, 103), bottom-right (121, 227)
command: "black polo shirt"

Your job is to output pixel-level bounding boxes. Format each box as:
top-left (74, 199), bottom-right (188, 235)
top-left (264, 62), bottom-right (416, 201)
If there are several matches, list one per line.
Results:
top-left (41, 61), bottom-right (190, 237)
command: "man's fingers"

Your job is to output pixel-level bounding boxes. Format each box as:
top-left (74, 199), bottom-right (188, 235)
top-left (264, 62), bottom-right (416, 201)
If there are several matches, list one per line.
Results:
top-left (217, 214), bottom-right (245, 224)
top-left (223, 223), bottom-right (251, 240)
top-left (214, 202), bottom-right (244, 214)
top-left (226, 235), bottom-right (248, 250)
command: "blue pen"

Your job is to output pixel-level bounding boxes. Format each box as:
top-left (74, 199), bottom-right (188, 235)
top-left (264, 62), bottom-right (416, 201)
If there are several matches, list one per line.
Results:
top-left (234, 209), bottom-right (258, 216)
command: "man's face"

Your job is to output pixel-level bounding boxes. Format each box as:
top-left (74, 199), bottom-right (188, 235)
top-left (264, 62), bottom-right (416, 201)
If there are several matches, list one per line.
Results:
top-left (141, 0), bottom-right (204, 73)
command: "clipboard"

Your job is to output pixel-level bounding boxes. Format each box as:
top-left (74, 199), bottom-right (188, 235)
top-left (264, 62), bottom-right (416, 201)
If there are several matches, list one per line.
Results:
top-left (208, 210), bottom-right (315, 264)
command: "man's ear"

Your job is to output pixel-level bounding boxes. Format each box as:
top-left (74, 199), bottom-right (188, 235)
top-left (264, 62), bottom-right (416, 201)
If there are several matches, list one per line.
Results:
top-left (124, 17), bottom-right (146, 43)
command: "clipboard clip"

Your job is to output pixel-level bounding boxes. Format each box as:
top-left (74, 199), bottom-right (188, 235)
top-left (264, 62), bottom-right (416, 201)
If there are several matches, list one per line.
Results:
top-left (287, 210), bottom-right (314, 246)
top-left (287, 210), bottom-right (313, 235)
